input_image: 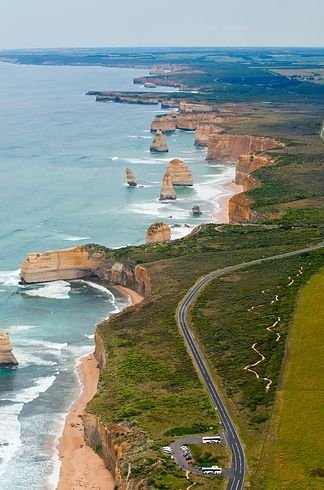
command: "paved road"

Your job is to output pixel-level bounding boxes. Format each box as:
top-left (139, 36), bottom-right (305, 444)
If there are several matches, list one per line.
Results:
top-left (176, 241), bottom-right (324, 490)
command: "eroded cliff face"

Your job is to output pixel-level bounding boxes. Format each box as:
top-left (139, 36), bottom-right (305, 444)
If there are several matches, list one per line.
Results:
top-left (228, 193), bottom-right (254, 223)
top-left (150, 114), bottom-right (177, 132)
top-left (207, 134), bottom-right (279, 162)
top-left (83, 412), bottom-right (149, 490)
top-left (235, 153), bottom-right (275, 189)
top-left (151, 112), bottom-right (237, 133)
top-left (20, 247), bottom-right (151, 297)
top-left (20, 247), bottom-right (106, 284)
top-left (194, 124), bottom-right (222, 146)
top-left (146, 222), bottom-right (171, 243)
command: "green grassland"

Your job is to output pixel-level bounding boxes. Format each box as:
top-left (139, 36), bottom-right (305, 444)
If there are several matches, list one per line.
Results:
top-left (87, 225), bottom-right (323, 488)
top-left (254, 268), bottom-right (324, 489)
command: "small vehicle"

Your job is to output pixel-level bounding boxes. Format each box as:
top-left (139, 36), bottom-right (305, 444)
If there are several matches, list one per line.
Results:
top-left (162, 446), bottom-right (172, 454)
top-left (202, 436), bottom-right (222, 444)
top-left (199, 465), bottom-right (222, 475)
top-left (181, 445), bottom-right (189, 451)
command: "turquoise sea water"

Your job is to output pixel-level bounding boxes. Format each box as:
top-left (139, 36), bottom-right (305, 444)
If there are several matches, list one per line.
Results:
top-left (0, 62), bottom-right (234, 489)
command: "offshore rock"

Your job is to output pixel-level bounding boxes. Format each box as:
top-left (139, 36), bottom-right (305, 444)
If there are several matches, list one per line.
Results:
top-left (126, 168), bottom-right (137, 186)
top-left (159, 171), bottom-right (176, 200)
top-left (167, 159), bottom-right (193, 186)
top-left (0, 333), bottom-right (18, 366)
top-left (192, 205), bottom-right (202, 216)
top-left (150, 130), bottom-right (169, 152)
top-left (146, 223), bottom-right (171, 243)
top-left (206, 134), bottom-right (279, 162)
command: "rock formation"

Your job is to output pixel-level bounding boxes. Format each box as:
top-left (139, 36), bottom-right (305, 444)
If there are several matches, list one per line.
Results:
top-left (150, 130), bottom-right (169, 152)
top-left (126, 168), bottom-right (137, 187)
top-left (159, 171), bottom-right (176, 200)
top-left (167, 159), bottom-right (193, 186)
top-left (206, 134), bottom-right (279, 162)
top-left (144, 82), bottom-right (157, 88)
top-left (235, 153), bottom-right (275, 189)
top-left (146, 223), bottom-right (171, 243)
top-left (20, 246), bottom-right (151, 297)
top-left (0, 333), bottom-right (18, 366)
top-left (195, 124), bottom-right (222, 146)
top-left (228, 193), bottom-right (254, 223)
top-left (192, 205), bottom-right (202, 216)
top-left (151, 114), bottom-right (177, 133)
top-left (179, 102), bottom-right (219, 113)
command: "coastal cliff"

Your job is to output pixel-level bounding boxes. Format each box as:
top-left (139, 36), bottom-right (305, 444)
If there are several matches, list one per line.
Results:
top-left (194, 124), bottom-right (222, 146)
top-left (206, 134), bottom-right (279, 162)
top-left (20, 246), bottom-right (151, 297)
top-left (228, 193), bottom-right (254, 223)
top-left (235, 153), bottom-right (275, 189)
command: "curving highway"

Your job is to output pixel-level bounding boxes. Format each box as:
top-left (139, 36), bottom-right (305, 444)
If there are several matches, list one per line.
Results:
top-left (176, 241), bottom-right (324, 490)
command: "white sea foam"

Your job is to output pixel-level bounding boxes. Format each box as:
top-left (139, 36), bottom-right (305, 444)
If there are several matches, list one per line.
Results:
top-left (81, 280), bottom-right (120, 313)
top-left (84, 334), bottom-right (95, 339)
top-left (127, 135), bottom-right (151, 139)
top-left (20, 339), bottom-right (68, 351)
top-left (0, 269), bottom-right (20, 287)
top-left (111, 156), bottom-right (119, 161)
top-left (23, 280), bottom-right (71, 299)
top-left (2, 376), bottom-right (56, 404)
top-left (0, 403), bottom-right (23, 478)
top-left (129, 201), bottom-right (189, 220)
top-left (62, 236), bottom-right (90, 242)
top-left (171, 225), bottom-right (195, 240)
top-left (7, 324), bottom-right (39, 334)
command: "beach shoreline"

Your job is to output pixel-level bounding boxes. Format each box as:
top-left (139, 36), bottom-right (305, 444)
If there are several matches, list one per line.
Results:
top-left (56, 286), bottom-right (143, 490)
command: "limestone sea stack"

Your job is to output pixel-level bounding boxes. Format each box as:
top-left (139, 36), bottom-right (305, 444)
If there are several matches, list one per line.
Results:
top-left (159, 171), bottom-right (176, 200)
top-left (150, 130), bottom-right (169, 152)
top-left (126, 168), bottom-right (137, 186)
top-left (167, 159), bottom-right (193, 186)
top-left (0, 333), bottom-right (18, 366)
top-left (146, 223), bottom-right (171, 243)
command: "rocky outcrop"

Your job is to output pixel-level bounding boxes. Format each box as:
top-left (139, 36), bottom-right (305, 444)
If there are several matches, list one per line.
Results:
top-left (146, 222), bottom-right (171, 243)
top-left (192, 205), bottom-right (202, 216)
top-left (159, 171), bottom-right (176, 200)
top-left (228, 193), bottom-right (254, 223)
top-left (87, 91), bottom-right (160, 105)
top-left (167, 158), bottom-right (193, 186)
top-left (0, 333), bottom-right (18, 366)
top-left (179, 102), bottom-right (219, 113)
top-left (235, 153), bottom-right (275, 189)
top-left (126, 168), bottom-right (137, 186)
top-left (133, 76), bottom-right (182, 88)
top-left (195, 124), bottom-right (222, 146)
top-left (144, 82), bottom-right (157, 88)
top-left (20, 246), bottom-right (151, 297)
top-left (151, 114), bottom-right (177, 133)
top-left (150, 129), bottom-right (169, 152)
top-left (206, 134), bottom-right (279, 162)
top-left (20, 247), bottom-right (106, 284)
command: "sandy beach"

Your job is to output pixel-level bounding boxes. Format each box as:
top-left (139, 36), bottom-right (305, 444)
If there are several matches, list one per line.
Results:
top-left (57, 286), bottom-right (143, 490)
top-left (211, 181), bottom-right (243, 223)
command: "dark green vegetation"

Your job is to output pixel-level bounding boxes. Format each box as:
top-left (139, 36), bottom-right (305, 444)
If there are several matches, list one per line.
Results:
top-left (86, 225), bottom-right (323, 488)
top-left (1, 47), bottom-right (324, 103)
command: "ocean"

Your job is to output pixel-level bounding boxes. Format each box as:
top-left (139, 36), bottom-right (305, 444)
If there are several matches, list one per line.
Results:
top-left (0, 61), bottom-right (234, 489)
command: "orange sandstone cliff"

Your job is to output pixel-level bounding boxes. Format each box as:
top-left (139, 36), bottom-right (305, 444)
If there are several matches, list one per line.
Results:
top-left (235, 153), bottom-right (276, 189)
top-left (20, 246), bottom-right (151, 297)
top-left (146, 222), bottom-right (171, 243)
top-left (207, 134), bottom-right (279, 162)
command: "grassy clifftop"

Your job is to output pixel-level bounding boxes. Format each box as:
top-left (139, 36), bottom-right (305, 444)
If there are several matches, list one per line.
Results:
top-left (87, 225), bottom-right (323, 488)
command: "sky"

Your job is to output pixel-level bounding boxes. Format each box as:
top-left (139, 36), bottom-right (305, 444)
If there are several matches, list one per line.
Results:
top-left (0, 0), bottom-right (323, 49)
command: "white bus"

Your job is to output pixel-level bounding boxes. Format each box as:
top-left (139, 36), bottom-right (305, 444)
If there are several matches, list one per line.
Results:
top-left (200, 465), bottom-right (222, 475)
top-left (202, 436), bottom-right (222, 444)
